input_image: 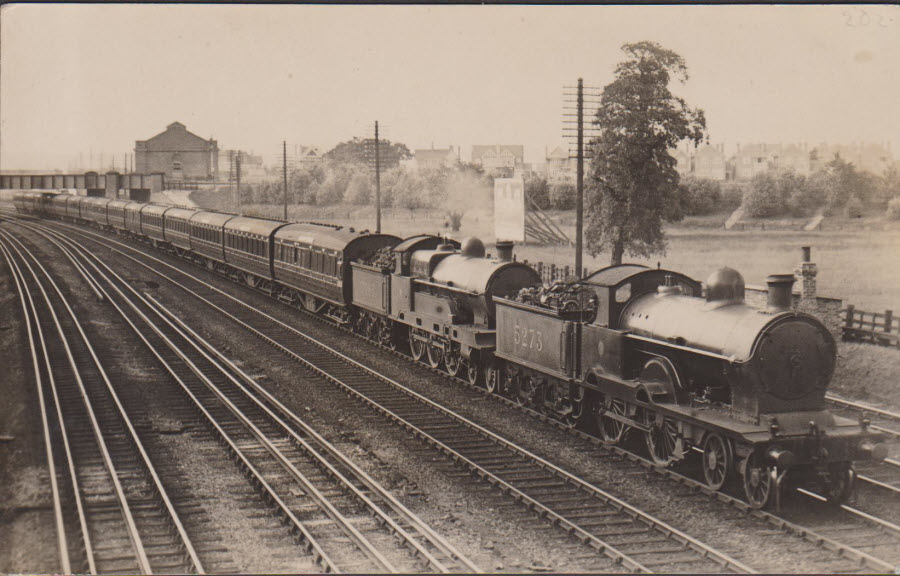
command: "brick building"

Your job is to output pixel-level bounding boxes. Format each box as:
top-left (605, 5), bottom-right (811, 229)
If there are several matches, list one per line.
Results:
top-left (135, 122), bottom-right (218, 180)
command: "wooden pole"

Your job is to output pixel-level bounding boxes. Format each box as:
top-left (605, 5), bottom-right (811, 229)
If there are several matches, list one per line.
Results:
top-left (283, 140), bottom-right (288, 221)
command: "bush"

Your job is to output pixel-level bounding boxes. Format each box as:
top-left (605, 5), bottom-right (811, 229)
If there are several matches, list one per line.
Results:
top-left (525, 176), bottom-right (550, 209)
top-left (550, 182), bottom-right (576, 210)
top-left (887, 197), bottom-right (900, 220)
top-left (677, 176), bottom-right (722, 215)
top-left (742, 172), bottom-right (783, 217)
top-left (345, 171), bottom-right (373, 205)
top-left (845, 196), bottom-right (864, 218)
top-left (719, 182), bottom-right (745, 212)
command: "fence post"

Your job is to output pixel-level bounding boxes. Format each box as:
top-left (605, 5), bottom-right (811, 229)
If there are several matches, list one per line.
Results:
top-left (844, 305), bottom-right (855, 329)
top-left (885, 310), bottom-right (893, 333)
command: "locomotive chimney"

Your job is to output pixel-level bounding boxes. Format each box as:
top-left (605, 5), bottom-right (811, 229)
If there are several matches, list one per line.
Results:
top-left (495, 240), bottom-right (514, 262)
top-left (766, 274), bottom-right (796, 311)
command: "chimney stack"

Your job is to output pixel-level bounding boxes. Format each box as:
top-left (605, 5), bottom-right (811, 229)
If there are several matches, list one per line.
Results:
top-left (795, 246), bottom-right (818, 303)
top-left (766, 274), bottom-right (796, 312)
top-left (495, 241), bottom-right (514, 262)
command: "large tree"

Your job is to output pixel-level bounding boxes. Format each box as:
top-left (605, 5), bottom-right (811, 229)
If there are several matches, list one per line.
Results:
top-left (324, 137), bottom-right (412, 170)
top-left (586, 41), bottom-right (706, 265)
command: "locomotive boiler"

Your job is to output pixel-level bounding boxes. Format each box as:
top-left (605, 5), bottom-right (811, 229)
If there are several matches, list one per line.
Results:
top-left (493, 264), bottom-right (886, 508)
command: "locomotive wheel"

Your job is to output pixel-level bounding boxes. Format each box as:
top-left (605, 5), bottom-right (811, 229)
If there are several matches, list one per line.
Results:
top-left (467, 361), bottom-right (482, 386)
top-left (823, 462), bottom-right (855, 505)
top-left (742, 453), bottom-right (774, 509)
top-left (595, 396), bottom-right (628, 445)
top-left (702, 433), bottom-right (734, 491)
top-left (484, 366), bottom-right (499, 394)
top-left (644, 410), bottom-right (678, 467)
top-left (427, 341), bottom-right (444, 369)
top-left (445, 348), bottom-right (462, 377)
top-left (409, 329), bottom-right (426, 362)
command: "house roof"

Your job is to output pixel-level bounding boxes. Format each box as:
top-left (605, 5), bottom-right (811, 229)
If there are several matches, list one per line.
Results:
top-left (546, 145), bottom-right (569, 161)
top-left (472, 145), bottom-right (524, 161)
top-left (137, 122), bottom-right (214, 150)
top-left (415, 148), bottom-right (454, 162)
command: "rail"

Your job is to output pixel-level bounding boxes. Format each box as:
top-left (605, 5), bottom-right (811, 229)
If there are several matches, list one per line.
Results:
top-left (19, 219), bottom-right (478, 574)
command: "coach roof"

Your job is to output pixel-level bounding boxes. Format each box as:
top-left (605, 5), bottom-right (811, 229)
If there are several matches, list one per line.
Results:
top-left (190, 211), bottom-right (236, 228)
top-left (224, 215), bottom-right (289, 238)
top-left (275, 222), bottom-right (389, 252)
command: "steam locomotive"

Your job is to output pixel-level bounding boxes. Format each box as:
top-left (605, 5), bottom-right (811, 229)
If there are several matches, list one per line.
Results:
top-left (12, 190), bottom-right (887, 509)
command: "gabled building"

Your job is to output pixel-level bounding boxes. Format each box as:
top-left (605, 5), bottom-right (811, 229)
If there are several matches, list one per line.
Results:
top-left (472, 145), bottom-right (524, 177)
top-left (414, 146), bottom-right (457, 171)
top-left (295, 145), bottom-right (324, 166)
top-left (135, 122), bottom-right (218, 180)
top-left (544, 145), bottom-right (575, 183)
top-left (693, 144), bottom-right (727, 181)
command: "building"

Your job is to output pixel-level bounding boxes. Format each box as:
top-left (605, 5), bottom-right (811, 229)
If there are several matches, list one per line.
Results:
top-left (809, 142), bottom-right (893, 175)
top-left (693, 144), bottom-right (727, 181)
top-left (731, 143), bottom-right (773, 181)
top-left (414, 146), bottom-right (457, 171)
top-left (472, 145), bottom-right (524, 177)
top-left (543, 145), bottom-right (575, 183)
top-left (770, 143), bottom-right (811, 176)
top-left (135, 122), bottom-right (218, 180)
top-left (294, 145), bottom-right (324, 166)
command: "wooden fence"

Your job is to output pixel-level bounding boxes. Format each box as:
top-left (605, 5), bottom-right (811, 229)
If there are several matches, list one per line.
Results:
top-left (841, 306), bottom-right (899, 348)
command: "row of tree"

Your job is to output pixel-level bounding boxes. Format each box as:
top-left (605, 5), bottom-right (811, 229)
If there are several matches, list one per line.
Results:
top-left (741, 157), bottom-right (900, 218)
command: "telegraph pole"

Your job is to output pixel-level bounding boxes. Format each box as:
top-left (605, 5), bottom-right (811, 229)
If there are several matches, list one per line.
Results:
top-left (235, 151), bottom-right (242, 214)
top-left (564, 79), bottom-right (601, 278)
top-left (375, 120), bottom-right (381, 234)
top-left (576, 78), bottom-right (584, 278)
top-left (283, 140), bottom-right (289, 221)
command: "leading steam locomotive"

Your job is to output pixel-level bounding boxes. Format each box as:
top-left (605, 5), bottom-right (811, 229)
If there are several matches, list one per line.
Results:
top-left (12, 190), bottom-right (887, 508)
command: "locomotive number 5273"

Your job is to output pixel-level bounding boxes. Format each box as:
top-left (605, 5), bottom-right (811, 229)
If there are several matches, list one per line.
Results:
top-left (513, 323), bottom-right (543, 351)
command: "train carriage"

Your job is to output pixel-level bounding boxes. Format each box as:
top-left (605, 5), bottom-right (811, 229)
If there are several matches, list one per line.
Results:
top-left (80, 197), bottom-right (113, 227)
top-left (140, 204), bottom-right (172, 243)
top-left (163, 207), bottom-right (199, 252)
top-left (48, 194), bottom-right (70, 219)
top-left (63, 195), bottom-right (83, 221)
top-left (124, 202), bottom-right (145, 235)
top-left (106, 199), bottom-right (131, 231)
top-left (223, 216), bottom-right (289, 283)
top-left (273, 223), bottom-right (400, 310)
top-left (189, 211), bottom-right (234, 263)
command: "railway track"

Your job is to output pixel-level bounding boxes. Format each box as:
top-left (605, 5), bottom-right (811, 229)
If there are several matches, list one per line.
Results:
top-left (7, 221), bottom-right (478, 574)
top-left (0, 230), bottom-right (205, 574)
top-left (9, 214), bottom-right (900, 572)
top-left (5, 217), bottom-right (755, 572)
top-left (825, 394), bottom-right (900, 440)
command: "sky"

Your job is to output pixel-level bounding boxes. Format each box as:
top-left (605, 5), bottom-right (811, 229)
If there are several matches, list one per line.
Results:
top-left (1, 4), bottom-right (898, 170)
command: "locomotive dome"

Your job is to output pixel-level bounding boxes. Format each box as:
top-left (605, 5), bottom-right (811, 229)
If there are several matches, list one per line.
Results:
top-left (706, 267), bottom-right (745, 303)
top-left (460, 237), bottom-right (486, 258)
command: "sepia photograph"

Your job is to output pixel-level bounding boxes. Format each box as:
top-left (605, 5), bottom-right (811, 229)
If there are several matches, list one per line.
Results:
top-left (1, 3), bottom-right (898, 574)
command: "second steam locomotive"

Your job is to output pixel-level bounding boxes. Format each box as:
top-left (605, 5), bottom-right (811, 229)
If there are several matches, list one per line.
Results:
top-left (13, 190), bottom-right (887, 509)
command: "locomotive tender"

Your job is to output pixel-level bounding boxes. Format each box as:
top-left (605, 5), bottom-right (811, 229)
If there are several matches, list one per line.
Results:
top-left (12, 190), bottom-right (886, 508)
